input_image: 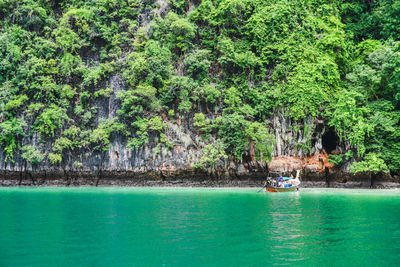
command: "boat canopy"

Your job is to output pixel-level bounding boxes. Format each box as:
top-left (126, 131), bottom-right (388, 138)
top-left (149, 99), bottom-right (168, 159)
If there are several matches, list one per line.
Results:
top-left (274, 177), bottom-right (292, 180)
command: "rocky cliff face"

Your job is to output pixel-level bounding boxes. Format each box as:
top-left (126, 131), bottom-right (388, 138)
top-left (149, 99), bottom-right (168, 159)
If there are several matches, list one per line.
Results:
top-left (1, 0), bottom-right (399, 188)
top-left (1, 99), bottom-right (398, 188)
top-left (0, 76), bottom-right (331, 174)
top-left (1, 80), bottom-right (396, 188)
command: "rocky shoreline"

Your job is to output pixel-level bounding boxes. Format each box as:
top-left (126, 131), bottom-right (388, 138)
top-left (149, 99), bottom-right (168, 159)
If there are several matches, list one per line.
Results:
top-left (1, 170), bottom-right (399, 189)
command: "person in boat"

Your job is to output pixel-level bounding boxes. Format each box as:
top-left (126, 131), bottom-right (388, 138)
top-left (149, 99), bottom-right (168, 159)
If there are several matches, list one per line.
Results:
top-left (278, 176), bottom-right (283, 187)
top-left (288, 174), bottom-right (294, 187)
top-left (264, 177), bottom-right (273, 188)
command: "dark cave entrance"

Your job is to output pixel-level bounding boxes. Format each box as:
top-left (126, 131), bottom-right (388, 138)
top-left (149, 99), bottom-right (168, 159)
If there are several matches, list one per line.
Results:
top-left (322, 128), bottom-right (339, 153)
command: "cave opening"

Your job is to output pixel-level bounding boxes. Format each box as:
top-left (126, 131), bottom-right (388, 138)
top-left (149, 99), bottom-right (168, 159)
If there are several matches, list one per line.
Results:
top-left (322, 128), bottom-right (338, 153)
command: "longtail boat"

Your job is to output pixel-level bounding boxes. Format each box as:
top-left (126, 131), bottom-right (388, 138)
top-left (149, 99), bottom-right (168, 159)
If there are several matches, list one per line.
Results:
top-left (264, 171), bottom-right (301, 193)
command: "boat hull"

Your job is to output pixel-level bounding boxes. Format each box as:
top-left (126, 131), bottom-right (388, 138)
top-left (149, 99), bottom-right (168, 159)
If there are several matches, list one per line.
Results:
top-left (266, 186), bottom-right (297, 192)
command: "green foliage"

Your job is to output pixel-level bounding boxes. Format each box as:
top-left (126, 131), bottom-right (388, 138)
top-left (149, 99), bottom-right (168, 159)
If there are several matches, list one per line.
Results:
top-left (21, 145), bottom-right (45, 166)
top-left (53, 137), bottom-right (73, 154)
top-left (94, 88), bottom-right (112, 98)
top-left (342, 0), bottom-right (400, 41)
top-left (245, 121), bottom-right (275, 161)
top-left (195, 112), bottom-right (274, 162)
top-left (351, 153), bottom-right (389, 174)
top-left (128, 116), bottom-right (166, 149)
top-left (345, 150), bottom-right (354, 161)
top-left (185, 50), bottom-right (211, 80)
top-left (328, 154), bottom-right (344, 165)
top-left (83, 63), bottom-right (114, 86)
top-left (34, 105), bottom-right (68, 137)
top-left (73, 160), bottom-right (83, 169)
top-left (60, 85), bottom-right (77, 99)
top-left (59, 53), bottom-right (83, 76)
top-left (193, 84), bottom-right (221, 104)
top-left (122, 40), bottom-right (171, 88)
top-left (4, 94), bottom-right (29, 112)
top-left (214, 113), bottom-right (248, 159)
top-left (326, 89), bottom-right (371, 156)
top-left (48, 153), bottom-right (62, 164)
top-left (90, 118), bottom-right (127, 152)
top-left (169, 15), bottom-right (196, 52)
top-left (194, 113), bottom-right (207, 129)
top-left (27, 103), bottom-right (45, 116)
top-left (0, 118), bottom-right (26, 162)
top-left (198, 140), bottom-right (228, 170)
top-left (117, 84), bottom-right (161, 117)
top-left (327, 40), bottom-right (400, 170)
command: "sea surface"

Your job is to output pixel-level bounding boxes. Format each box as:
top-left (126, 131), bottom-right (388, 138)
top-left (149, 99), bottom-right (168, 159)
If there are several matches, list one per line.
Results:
top-left (0, 187), bottom-right (400, 266)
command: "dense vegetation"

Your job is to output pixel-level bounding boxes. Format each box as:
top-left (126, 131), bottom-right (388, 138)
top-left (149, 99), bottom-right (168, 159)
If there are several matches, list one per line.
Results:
top-left (0, 0), bottom-right (399, 175)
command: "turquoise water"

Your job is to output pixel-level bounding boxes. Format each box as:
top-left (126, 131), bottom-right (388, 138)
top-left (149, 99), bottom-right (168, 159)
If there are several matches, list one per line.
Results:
top-left (1, 188), bottom-right (400, 266)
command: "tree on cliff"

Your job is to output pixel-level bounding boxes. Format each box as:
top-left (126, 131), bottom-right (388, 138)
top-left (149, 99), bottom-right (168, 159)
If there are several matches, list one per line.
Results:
top-left (351, 152), bottom-right (390, 187)
top-left (20, 145), bottom-right (45, 185)
top-left (88, 118), bottom-right (127, 186)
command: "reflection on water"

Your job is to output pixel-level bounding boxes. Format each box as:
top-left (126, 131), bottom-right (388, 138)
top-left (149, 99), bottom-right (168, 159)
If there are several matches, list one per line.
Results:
top-left (0, 188), bottom-right (400, 266)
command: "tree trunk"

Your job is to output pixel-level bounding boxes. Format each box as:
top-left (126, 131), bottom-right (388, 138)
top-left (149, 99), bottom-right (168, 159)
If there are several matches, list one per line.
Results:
top-left (19, 170), bottom-right (23, 186)
top-left (325, 167), bottom-right (330, 188)
top-left (370, 172), bottom-right (374, 188)
top-left (96, 152), bottom-right (106, 187)
top-left (160, 171), bottom-right (166, 181)
top-left (64, 168), bottom-right (70, 186)
top-left (27, 172), bottom-right (35, 185)
top-left (96, 169), bottom-right (102, 187)
top-left (19, 160), bottom-right (27, 186)
top-left (42, 169), bottom-right (47, 185)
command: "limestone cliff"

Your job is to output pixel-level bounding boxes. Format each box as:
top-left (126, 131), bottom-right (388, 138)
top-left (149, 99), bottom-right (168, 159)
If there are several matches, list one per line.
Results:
top-left (1, 0), bottom-right (399, 188)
